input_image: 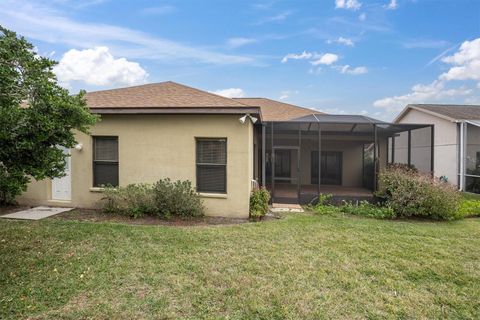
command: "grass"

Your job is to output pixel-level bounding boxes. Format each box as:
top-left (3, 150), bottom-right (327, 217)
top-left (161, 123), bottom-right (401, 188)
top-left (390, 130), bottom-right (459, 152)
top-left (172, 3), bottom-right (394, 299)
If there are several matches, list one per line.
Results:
top-left (0, 213), bottom-right (479, 319)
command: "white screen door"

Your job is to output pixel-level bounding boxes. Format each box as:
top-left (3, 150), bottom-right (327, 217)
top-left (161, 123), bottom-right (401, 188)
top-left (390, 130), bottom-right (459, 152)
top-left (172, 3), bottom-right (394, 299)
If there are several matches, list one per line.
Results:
top-left (52, 147), bottom-right (72, 201)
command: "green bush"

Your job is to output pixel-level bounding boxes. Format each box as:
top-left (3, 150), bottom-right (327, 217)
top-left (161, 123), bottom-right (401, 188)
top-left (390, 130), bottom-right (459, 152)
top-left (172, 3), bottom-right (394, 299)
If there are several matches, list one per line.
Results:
top-left (249, 187), bottom-right (270, 219)
top-left (458, 199), bottom-right (480, 218)
top-left (153, 178), bottom-right (204, 218)
top-left (342, 201), bottom-right (396, 219)
top-left (377, 165), bottom-right (461, 220)
top-left (308, 195), bottom-right (394, 219)
top-left (102, 179), bottom-right (204, 218)
top-left (102, 183), bottom-right (156, 218)
top-left (308, 194), bottom-right (342, 215)
top-left (0, 166), bottom-right (29, 205)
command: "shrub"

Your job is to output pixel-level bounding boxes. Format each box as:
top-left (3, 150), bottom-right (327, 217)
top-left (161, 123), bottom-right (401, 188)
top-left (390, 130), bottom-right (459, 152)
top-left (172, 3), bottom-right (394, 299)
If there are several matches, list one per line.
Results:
top-left (102, 183), bottom-right (156, 218)
top-left (0, 166), bottom-right (28, 205)
top-left (153, 178), bottom-right (204, 218)
top-left (102, 179), bottom-right (204, 218)
top-left (341, 201), bottom-right (396, 219)
top-left (376, 166), bottom-right (461, 220)
top-left (249, 187), bottom-right (270, 219)
top-left (308, 194), bottom-right (342, 215)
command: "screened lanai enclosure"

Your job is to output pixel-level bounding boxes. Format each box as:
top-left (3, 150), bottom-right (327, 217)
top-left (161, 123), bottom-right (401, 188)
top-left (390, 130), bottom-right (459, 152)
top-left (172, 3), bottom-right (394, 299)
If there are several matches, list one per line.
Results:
top-left (257, 115), bottom-right (434, 204)
top-left (459, 120), bottom-right (480, 193)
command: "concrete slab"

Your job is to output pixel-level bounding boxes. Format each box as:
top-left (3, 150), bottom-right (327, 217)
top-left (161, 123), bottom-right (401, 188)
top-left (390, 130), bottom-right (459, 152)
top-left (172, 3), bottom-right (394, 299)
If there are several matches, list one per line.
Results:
top-left (270, 203), bottom-right (304, 213)
top-left (0, 206), bottom-right (74, 220)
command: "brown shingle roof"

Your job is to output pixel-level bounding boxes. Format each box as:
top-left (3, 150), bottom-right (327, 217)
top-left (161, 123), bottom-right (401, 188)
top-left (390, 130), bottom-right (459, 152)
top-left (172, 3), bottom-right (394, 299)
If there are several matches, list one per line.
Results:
top-left (408, 104), bottom-right (480, 120)
top-left (85, 81), bottom-right (249, 109)
top-left (234, 97), bottom-right (320, 121)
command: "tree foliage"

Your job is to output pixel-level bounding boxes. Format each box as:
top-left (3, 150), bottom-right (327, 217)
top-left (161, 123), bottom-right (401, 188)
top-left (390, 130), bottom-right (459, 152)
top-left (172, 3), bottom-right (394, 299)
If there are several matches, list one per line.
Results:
top-left (0, 26), bottom-right (98, 204)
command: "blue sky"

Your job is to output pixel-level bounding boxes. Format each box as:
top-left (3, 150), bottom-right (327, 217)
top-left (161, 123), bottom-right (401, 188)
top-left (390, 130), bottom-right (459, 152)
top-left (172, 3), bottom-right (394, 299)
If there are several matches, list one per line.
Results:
top-left (1, 0), bottom-right (479, 120)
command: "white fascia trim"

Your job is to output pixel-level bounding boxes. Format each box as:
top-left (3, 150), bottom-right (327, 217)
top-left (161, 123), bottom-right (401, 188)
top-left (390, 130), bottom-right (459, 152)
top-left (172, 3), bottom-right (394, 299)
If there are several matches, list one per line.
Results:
top-left (408, 106), bottom-right (457, 122)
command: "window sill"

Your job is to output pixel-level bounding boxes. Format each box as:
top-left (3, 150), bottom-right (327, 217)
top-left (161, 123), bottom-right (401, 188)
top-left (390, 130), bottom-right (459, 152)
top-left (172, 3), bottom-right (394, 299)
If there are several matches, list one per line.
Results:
top-left (89, 187), bottom-right (106, 193)
top-left (48, 199), bottom-right (72, 204)
top-left (198, 192), bottom-right (227, 199)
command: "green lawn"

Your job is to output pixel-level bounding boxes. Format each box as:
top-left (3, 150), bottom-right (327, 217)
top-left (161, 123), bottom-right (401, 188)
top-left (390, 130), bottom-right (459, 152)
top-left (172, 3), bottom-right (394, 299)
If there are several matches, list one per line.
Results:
top-left (1, 213), bottom-right (479, 319)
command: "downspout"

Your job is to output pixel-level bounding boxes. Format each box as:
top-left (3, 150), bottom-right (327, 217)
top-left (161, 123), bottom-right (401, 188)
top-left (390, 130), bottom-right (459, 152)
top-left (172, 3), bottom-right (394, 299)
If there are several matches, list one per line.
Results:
top-left (373, 124), bottom-right (378, 192)
top-left (261, 124), bottom-right (266, 187)
top-left (459, 121), bottom-right (466, 191)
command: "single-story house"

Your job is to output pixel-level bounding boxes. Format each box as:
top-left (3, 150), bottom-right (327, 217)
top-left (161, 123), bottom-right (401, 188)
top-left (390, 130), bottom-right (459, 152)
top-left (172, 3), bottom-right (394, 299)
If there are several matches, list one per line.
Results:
top-left (17, 82), bottom-right (433, 218)
top-left (395, 104), bottom-right (480, 193)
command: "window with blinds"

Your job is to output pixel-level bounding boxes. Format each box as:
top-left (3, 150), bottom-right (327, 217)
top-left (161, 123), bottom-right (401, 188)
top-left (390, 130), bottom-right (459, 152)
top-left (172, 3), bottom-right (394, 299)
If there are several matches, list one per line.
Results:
top-left (93, 136), bottom-right (119, 187)
top-left (196, 138), bottom-right (227, 193)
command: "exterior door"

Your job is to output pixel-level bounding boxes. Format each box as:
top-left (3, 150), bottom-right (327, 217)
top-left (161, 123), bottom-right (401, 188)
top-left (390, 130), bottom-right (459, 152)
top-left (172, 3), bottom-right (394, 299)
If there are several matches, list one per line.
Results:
top-left (52, 147), bottom-right (71, 201)
top-left (272, 147), bottom-right (299, 203)
top-left (322, 152), bottom-right (342, 185)
top-left (311, 151), bottom-right (343, 185)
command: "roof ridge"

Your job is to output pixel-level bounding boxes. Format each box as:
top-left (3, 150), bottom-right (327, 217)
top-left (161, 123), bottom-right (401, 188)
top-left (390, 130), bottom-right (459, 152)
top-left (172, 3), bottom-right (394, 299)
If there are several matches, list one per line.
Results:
top-left (85, 81), bottom-right (251, 108)
top-left (165, 81), bottom-right (249, 107)
top-left (85, 81), bottom-right (171, 94)
top-left (234, 97), bottom-right (320, 114)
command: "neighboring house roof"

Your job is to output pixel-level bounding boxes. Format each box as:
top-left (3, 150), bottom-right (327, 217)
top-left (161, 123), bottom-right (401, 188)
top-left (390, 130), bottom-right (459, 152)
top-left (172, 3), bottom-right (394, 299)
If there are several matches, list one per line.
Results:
top-left (395, 104), bottom-right (480, 123)
top-left (234, 97), bottom-right (320, 121)
top-left (86, 81), bottom-right (248, 109)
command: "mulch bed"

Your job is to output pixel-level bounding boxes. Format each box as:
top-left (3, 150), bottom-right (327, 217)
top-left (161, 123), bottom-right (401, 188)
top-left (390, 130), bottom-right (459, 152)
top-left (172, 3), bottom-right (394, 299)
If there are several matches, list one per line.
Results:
top-left (51, 209), bottom-right (258, 226)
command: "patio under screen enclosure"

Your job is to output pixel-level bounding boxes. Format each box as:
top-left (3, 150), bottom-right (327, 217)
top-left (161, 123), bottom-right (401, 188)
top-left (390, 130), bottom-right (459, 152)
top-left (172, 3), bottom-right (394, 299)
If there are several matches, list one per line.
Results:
top-left (255, 114), bottom-right (434, 204)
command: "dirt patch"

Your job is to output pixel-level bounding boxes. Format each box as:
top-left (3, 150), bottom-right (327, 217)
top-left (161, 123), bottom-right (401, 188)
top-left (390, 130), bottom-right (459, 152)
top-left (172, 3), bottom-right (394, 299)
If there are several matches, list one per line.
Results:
top-left (51, 208), bottom-right (258, 226)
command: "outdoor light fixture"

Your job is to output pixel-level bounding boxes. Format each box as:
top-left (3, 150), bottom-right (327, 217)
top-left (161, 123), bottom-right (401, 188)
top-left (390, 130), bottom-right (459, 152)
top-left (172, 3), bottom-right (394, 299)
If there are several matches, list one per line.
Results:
top-left (239, 114), bottom-right (258, 124)
top-left (239, 115), bottom-right (248, 124)
top-left (74, 143), bottom-right (83, 151)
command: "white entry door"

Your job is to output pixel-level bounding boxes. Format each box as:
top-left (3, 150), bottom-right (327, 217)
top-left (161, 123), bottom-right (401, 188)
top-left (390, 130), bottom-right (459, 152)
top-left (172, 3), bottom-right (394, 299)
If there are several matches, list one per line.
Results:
top-left (52, 147), bottom-right (72, 201)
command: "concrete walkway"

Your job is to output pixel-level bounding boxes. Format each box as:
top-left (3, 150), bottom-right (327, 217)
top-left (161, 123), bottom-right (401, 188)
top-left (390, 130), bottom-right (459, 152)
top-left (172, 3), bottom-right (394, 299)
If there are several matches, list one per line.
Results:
top-left (270, 203), bottom-right (304, 213)
top-left (0, 206), bottom-right (74, 220)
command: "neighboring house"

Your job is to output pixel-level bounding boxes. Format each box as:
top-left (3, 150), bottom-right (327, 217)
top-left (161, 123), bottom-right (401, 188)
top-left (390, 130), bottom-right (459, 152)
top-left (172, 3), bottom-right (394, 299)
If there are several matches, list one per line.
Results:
top-left (395, 104), bottom-right (480, 193)
top-left (17, 82), bottom-right (431, 217)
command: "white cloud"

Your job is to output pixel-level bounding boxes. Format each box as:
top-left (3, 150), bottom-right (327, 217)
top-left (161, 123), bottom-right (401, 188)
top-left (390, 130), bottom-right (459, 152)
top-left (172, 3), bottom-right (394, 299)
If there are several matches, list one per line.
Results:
top-left (282, 51), bottom-right (338, 65)
top-left (402, 39), bottom-right (449, 49)
top-left (227, 37), bottom-right (257, 48)
top-left (282, 51), bottom-right (369, 75)
top-left (359, 13), bottom-right (367, 21)
top-left (440, 38), bottom-right (480, 84)
top-left (53, 47), bottom-right (148, 87)
top-left (281, 51), bottom-right (320, 63)
top-left (211, 88), bottom-right (245, 98)
top-left (425, 44), bottom-right (459, 68)
top-left (278, 90), bottom-right (299, 100)
top-left (319, 107), bottom-right (348, 114)
top-left (374, 38), bottom-right (480, 113)
top-left (254, 11), bottom-right (292, 25)
top-left (0, 1), bottom-right (253, 65)
top-left (374, 81), bottom-right (472, 112)
top-left (336, 65), bottom-right (368, 75)
top-left (335, 0), bottom-right (362, 11)
top-left (328, 37), bottom-right (355, 47)
top-left (311, 53), bottom-right (339, 66)
top-left (385, 0), bottom-right (398, 10)
top-left (140, 5), bottom-right (176, 15)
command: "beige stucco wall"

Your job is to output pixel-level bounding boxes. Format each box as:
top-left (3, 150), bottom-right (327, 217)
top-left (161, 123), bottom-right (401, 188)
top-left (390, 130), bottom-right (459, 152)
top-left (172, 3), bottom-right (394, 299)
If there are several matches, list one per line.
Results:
top-left (398, 109), bottom-right (458, 186)
top-left (17, 114), bottom-right (254, 218)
